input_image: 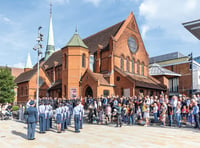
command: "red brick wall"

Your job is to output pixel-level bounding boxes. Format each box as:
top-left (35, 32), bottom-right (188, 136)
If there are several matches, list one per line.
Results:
top-left (62, 46), bottom-right (89, 98)
top-left (114, 70), bottom-right (134, 97)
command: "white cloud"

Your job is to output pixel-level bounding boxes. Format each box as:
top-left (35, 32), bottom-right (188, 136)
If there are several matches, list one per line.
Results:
top-left (0, 15), bottom-right (13, 24)
top-left (13, 62), bottom-right (24, 68)
top-left (83, 0), bottom-right (102, 6)
top-left (139, 0), bottom-right (200, 41)
top-left (141, 24), bottom-right (150, 38)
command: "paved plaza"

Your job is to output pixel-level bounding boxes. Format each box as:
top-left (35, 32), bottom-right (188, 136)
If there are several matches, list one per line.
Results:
top-left (0, 120), bottom-right (200, 148)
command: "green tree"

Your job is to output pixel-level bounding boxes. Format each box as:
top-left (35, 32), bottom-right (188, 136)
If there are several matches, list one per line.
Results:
top-left (0, 67), bottom-right (15, 103)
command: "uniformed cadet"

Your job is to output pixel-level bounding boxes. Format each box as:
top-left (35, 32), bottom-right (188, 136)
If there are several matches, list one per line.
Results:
top-left (73, 101), bottom-right (81, 133)
top-left (26, 100), bottom-right (38, 140)
top-left (38, 101), bottom-right (46, 133)
top-left (79, 102), bottom-right (84, 129)
top-left (45, 103), bottom-right (50, 131)
top-left (49, 103), bottom-right (53, 128)
top-left (64, 104), bottom-right (69, 129)
top-left (55, 104), bottom-right (62, 133)
top-left (68, 102), bottom-right (73, 125)
top-left (61, 104), bottom-right (65, 131)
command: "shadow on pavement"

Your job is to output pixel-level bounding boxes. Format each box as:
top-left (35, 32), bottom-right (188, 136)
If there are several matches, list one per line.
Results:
top-left (11, 130), bottom-right (27, 140)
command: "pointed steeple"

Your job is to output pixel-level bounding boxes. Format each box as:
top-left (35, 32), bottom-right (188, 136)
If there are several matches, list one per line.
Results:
top-left (25, 52), bottom-right (33, 69)
top-left (44, 1), bottom-right (55, 61)
top-left (66, 29), bottom-right (88, 49)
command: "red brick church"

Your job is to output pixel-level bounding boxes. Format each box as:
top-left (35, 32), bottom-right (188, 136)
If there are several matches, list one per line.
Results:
top-left (15, 8), bottom-right (167, 103)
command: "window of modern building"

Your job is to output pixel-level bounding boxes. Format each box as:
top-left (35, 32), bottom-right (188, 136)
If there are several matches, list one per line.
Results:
top-left (169, 78), bottom-right (179, 92)
top-left (82, 54), bottom-right (85, 68)
top-left (137, 60), bottom-right (140, 74)
top-left (132, 60), bottom-right (134, 73)
top-left (103, 90), bottom-right (110, 97)
top-left (126, 57), bottom-right (129, 72)
top-left (120, 56), bottom-right (123, 70)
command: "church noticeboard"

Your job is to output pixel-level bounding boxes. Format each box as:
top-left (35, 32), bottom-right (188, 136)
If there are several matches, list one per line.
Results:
top-left (124, 88), bottom-right (130, 97)
top-left (70, 88), bottom-right (77, 98)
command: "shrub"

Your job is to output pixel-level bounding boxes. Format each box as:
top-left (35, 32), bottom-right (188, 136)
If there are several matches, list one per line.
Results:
top-left (12, 105), bottom-right (19, 111)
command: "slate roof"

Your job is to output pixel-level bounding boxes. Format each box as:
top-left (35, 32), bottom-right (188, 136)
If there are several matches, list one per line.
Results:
top-left (64, 32), bottom-right (88, 49)
top-left (83, 21), bottom-right (125, 54)
top-left (149, 63), bottom-right (181, 76)
top-left (114, 67), bottom-right (166, 90)
top-left (82, 69), bottom-right (110, 86)
top-left (43, 50), bottom-right (62, 70)
top-left (14, 68), bottom-right (37, 84)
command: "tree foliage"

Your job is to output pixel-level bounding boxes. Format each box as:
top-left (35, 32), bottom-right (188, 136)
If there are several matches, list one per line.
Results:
top-left (0, 67), bottom-right (15, 103)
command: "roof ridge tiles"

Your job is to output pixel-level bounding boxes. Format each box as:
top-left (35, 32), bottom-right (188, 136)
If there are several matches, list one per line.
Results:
top-left (83, 20), bottom-right (125, 41)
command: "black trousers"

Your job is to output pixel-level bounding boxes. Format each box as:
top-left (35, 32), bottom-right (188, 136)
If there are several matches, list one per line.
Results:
top-left (194, 114), bottom-right (200, 128)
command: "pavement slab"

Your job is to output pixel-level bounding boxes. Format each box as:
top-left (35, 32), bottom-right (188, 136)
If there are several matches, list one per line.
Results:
top-left (0, 120), bottom-right (200, 148)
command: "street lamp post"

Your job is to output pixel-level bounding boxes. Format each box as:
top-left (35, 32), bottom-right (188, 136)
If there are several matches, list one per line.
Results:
top-left (33, 26), bottom-right (43, 109)
top-left (189, 52), bottom-right (193, 96)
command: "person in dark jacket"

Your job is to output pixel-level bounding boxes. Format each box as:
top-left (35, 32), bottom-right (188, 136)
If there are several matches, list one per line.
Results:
top-left (26, 100), bottom-right (38, 140)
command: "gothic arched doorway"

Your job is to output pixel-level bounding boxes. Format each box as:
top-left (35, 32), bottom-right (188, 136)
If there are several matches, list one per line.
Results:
top-left (85, 86), bottom-right (93, 97)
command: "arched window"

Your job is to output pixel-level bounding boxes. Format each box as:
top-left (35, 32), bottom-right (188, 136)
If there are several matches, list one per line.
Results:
top-left (132, 60), bottom-right (134, 73)
top-left (126, 57), bottom-right (129, 72)
top-left (141, 62), bottom-right (144, 76)
top-left (137, 60), bottom-right (140, 74)
top-left (82, 54), bottom-right (85, 68)
top-left (120, 56), bottom-right (123, 70)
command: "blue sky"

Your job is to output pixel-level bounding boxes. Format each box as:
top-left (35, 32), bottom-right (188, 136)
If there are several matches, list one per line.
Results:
top-left (0, 0), bottom-right (200, 68)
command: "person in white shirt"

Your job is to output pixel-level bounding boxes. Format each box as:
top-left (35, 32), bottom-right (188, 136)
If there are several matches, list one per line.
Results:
top-left (73, 102), bottom-right (81, 133)
top-left (79, 102), bottom-right (84, 129)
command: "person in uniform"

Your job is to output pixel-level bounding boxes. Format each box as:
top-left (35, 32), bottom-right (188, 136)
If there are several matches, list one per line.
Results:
top-left (61, 104), bottom-right (65, 132)
top-left (79, 101), bottom-right (84, 129)
top-left (45, 103), bottom-right (50, 131)
top-left (38, 101), bottom-right (46, 133)
top-left (68, 102), bottom-right (73, 125)
top-left (64, 103), bottom-right (69, 129)
top-left (55, 104), bottom-right (62, 133)
top-left (49, 103), bottom-right (53, 128)
top-left (26, 100), bottom-right (38, 140)
top-left (73, 101), bottom-right (81, 133)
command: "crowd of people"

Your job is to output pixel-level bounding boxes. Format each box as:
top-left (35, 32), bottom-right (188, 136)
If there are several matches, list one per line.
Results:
top-left (83, 93), bottom-right (200, 129)
top-left (3, 92), bottom-right (200, 140)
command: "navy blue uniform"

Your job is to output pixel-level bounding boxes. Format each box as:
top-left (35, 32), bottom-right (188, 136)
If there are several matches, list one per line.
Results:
top-left (26, 106), bottom-right (38, 140)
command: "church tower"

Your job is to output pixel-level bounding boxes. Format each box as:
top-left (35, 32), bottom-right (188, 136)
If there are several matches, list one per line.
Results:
top-left (24, 52), bottom-right (33, 72)
top-left (62, 30), bottom-right (89, 98)
top-left (44, 1), bottom-right (55, 61)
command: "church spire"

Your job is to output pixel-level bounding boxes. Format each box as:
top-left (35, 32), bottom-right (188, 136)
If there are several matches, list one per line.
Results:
top-left (44, 0), bottom-right (55, 61)
top-left (24, 52), bottom-right (33, 72)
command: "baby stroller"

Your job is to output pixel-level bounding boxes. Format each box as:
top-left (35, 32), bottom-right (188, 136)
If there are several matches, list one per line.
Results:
top-left (0, 110), bottom-right (11, 120)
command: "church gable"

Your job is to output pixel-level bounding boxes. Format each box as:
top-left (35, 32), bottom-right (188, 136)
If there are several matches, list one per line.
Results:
top-left (112, 12), bottom-right (149, 76)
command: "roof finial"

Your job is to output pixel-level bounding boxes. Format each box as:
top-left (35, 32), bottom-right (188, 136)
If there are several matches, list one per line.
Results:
top-left (75, 25), bottom-right (78, 34)
top-left (50, 0), bottom-right (52, 16)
